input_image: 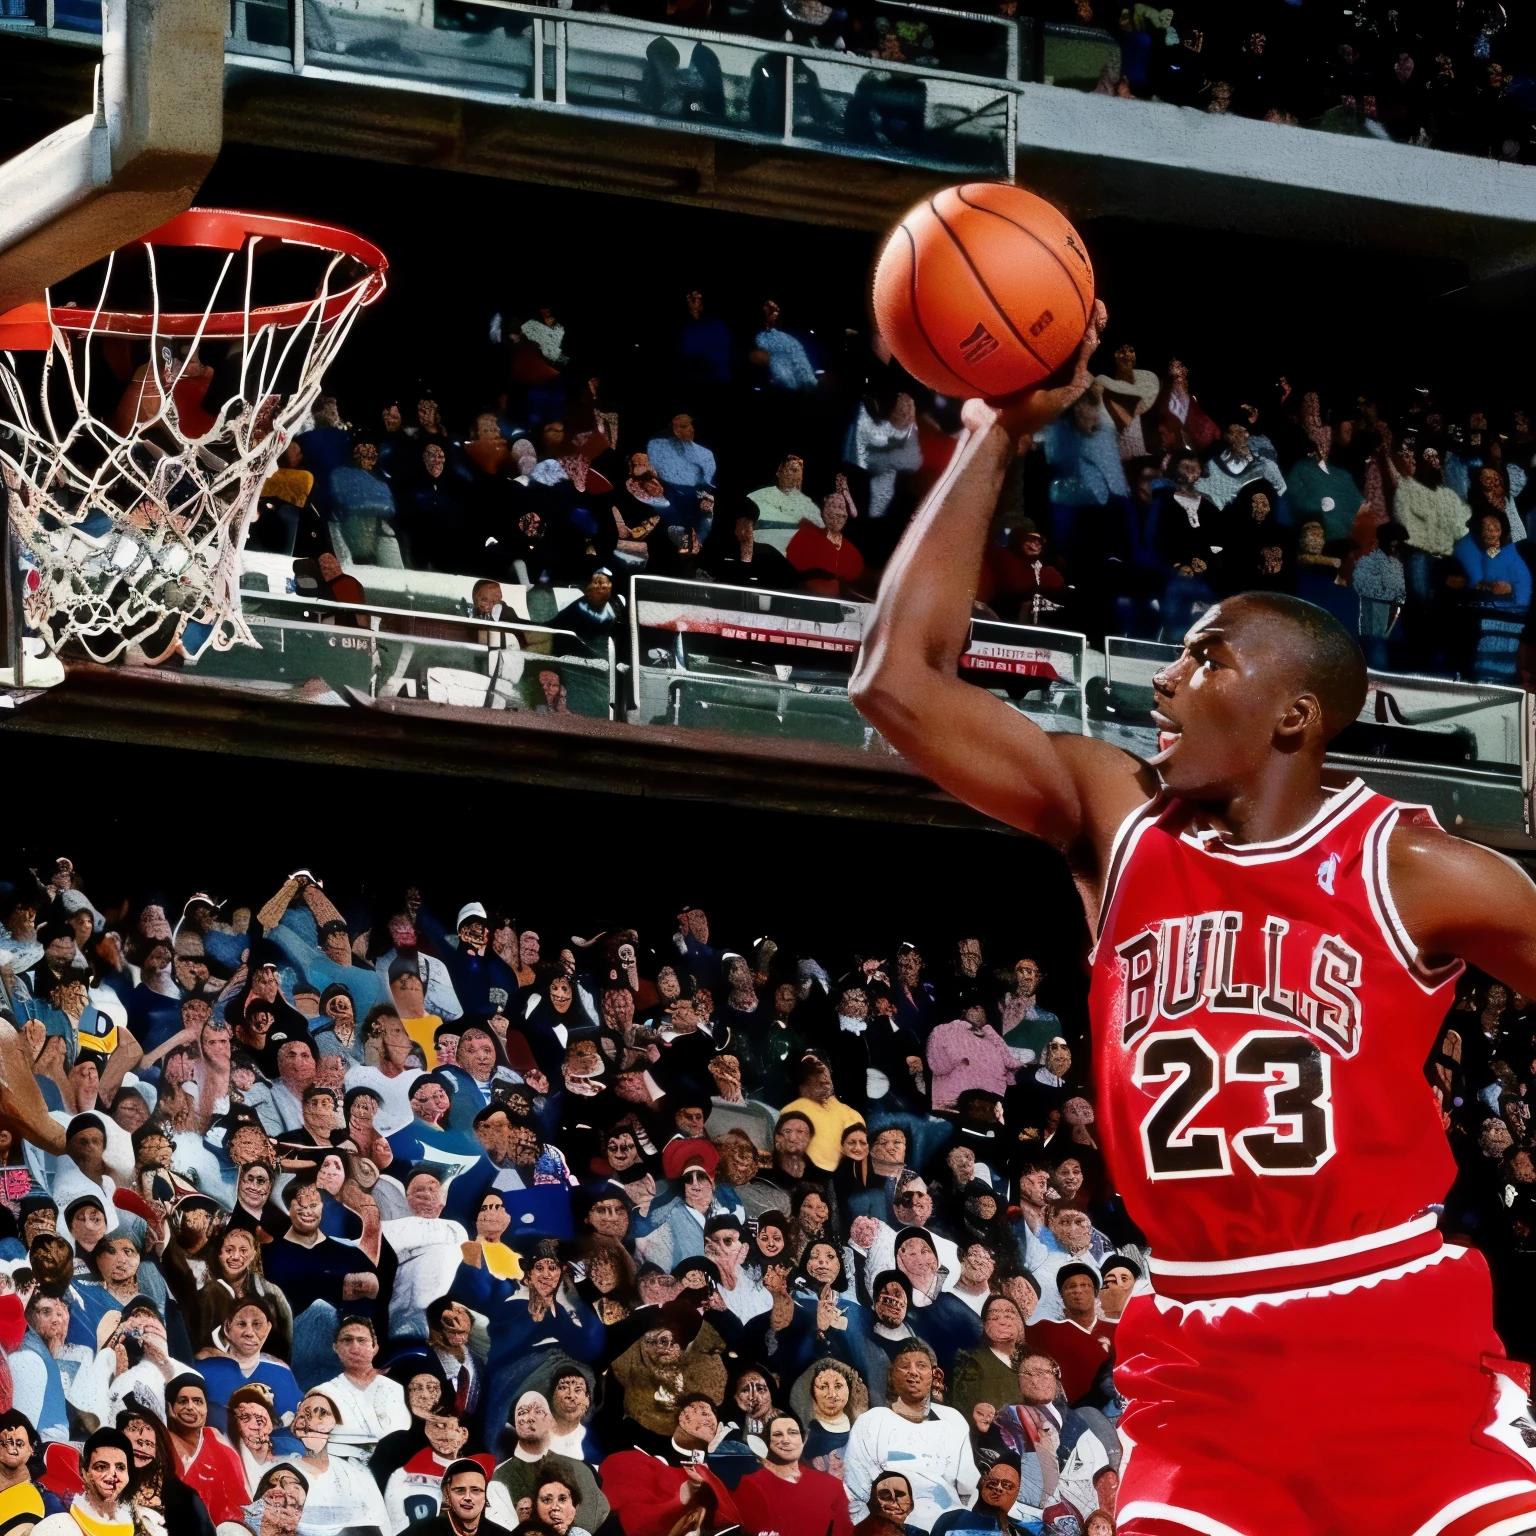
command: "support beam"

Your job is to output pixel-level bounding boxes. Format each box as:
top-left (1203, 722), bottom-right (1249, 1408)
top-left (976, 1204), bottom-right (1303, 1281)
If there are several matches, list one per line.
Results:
top-left (0, 0), bottom-right (224, 312)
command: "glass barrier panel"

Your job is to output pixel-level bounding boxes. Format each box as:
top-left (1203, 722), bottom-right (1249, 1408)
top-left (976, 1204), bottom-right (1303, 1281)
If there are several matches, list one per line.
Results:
top-left (1040, 20), bottom-right (1115, 88)
top-left (301, 0), bottom-right (536, 94)
top-left (786, 51), bottom-right (1011, 171)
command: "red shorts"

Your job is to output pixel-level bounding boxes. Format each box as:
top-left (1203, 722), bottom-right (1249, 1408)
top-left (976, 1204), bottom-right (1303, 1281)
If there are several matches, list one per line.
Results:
top-left (1114, 1243), bottom-right (1536, 1536)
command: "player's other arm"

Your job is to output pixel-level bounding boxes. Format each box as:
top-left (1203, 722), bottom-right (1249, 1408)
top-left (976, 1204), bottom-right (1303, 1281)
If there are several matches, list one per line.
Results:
top-left (1390, 821), bottom-right (1536, 991)
top-left (850, 302), bottom-right (1152, 863)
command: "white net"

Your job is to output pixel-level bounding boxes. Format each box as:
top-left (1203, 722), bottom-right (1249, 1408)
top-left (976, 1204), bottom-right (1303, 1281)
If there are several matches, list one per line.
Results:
top-left (0, 224), bottom-right (380, 664)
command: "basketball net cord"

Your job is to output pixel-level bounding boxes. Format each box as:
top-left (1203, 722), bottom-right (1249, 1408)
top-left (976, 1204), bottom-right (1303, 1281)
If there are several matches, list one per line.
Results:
top-left (0, 239), bottom-right (372, 665)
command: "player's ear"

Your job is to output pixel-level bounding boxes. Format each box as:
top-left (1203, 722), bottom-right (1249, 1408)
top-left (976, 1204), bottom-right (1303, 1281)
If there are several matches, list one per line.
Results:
top-left (1275, 692), bottom-right (1324, 744)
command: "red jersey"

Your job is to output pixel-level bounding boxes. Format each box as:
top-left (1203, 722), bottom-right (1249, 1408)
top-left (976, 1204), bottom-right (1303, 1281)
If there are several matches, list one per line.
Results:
top-left (1090, 778), bottom-right (1462, 1301)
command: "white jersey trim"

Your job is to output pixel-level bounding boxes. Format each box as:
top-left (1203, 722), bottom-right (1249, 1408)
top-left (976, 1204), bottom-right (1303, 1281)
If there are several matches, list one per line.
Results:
top-left (1089, 795), bottom-right (1163, 958)
top-left (1471, 1513), bottom-right (1536, 1536)
top-left (1362, 802), bottom-right (1466, 996)
top-left (1114, 1501), bottom-right (1250, 1536)
top-left (1176, 778), bottom-right (1372, 865)
top-left (1116, 1478), bottom-right (1536, 1536)
top-left (1151, 1234), bottom-right (1463, 1320)
top-left (1411, 1481), bottom-right (1536, 1536)
top-left (1147, 1211), bottom-right (1439, 1280)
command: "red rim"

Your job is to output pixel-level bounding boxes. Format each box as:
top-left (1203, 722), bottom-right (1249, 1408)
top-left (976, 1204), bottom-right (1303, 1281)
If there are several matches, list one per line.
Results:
top-left (0, 207), bottom-right (388, 350)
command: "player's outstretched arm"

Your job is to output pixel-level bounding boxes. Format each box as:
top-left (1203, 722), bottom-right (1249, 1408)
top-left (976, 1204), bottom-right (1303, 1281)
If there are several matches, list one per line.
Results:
top-left (850, 302), bottom-right (1153, 867)
top-left (1391, 820), bottom-right (1536, 992)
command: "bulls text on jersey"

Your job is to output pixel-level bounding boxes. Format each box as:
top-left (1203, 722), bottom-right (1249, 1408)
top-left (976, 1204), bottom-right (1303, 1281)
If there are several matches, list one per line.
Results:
top-left (1115, 909), bottom-right (1363, 1057)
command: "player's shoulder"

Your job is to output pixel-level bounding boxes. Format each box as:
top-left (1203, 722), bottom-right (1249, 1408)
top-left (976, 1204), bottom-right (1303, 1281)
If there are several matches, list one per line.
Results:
top-left (1049, 734), bottom-right (1159, 861)
top-left (1385, 804), bottom-right (1532, 916)
top-left (1386, 806), bottom-right (1504, 876)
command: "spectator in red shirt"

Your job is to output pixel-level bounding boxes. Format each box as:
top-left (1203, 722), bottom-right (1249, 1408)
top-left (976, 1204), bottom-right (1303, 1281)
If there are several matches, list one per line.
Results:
top-left (732, 1411), bottom-right (853, 1536)
top-left (314, 553), bottom-right (370, 629)
top-left (787, 485), bottom-right (866, 598)
top-left (600, 1394), bottom-right (740, 1536)
top-left (164, 1371), bottom-right (249, 1526)
top-left (1024, 1264), bottom-right (1114, 1408)
top-left (979, 522), bottom-right (1068, 625)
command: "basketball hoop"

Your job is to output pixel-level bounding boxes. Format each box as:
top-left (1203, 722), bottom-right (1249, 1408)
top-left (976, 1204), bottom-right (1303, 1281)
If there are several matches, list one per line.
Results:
top-left (0, 208), bottom-right (387, 665)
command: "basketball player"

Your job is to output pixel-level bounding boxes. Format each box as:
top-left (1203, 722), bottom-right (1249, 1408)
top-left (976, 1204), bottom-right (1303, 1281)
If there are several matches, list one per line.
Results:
top-left (851, 302), bottom-right (1536, 1535)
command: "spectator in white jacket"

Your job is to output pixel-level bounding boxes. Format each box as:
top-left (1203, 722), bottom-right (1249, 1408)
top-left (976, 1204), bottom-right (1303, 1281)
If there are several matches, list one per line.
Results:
top-left (843, 1342), bottom-right (978, 1532)
top-left (849, 393), bottom-right (924, 520)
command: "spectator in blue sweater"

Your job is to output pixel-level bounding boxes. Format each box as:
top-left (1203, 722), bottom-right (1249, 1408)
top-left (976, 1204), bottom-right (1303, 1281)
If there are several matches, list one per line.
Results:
top-left (448, 1236), bottom-right (606, 1456)
top-left (646, 415), bottom-right (717, 493)
top-left (752, 300), bottom-right (818, 392)
top-left (675, 290), bottom-right (733, 393)
top-left (1452, 510), bottom-right (1532, 683)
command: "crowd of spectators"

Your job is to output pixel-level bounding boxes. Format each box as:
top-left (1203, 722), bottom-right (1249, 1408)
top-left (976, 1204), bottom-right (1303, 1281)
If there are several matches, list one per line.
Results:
top-left (0, 844), bottom-right (1528, 1536)
top-left (258, 287), bottom-right (1536, 689)
top-left (0, 855), bottom-right (1134, 1536)
top-left (1067, 0), bottom-right (1536, 161)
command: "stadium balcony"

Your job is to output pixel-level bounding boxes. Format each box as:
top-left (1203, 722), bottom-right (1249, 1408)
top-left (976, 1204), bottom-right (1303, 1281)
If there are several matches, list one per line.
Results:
top-left (6, 551), bottom-right (1532, 851)
top-left (7, 0), bottom-right (1536, 257)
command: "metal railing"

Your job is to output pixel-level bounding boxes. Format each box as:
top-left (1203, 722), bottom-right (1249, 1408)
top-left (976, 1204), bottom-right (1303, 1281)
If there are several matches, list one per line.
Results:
top-left (199, 587), bottom-right (623, 717)
top-left (1, 0), bottom-right (1021, 177)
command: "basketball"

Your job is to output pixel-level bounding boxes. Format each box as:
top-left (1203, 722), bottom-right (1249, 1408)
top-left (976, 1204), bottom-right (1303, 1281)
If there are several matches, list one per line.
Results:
top-left (872, 183), bottom-right (1095, 400)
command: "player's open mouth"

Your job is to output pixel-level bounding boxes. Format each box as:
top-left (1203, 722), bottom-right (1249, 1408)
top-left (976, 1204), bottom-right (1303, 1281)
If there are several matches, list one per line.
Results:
top-left (1149, 709), bottom-right (1181, 761)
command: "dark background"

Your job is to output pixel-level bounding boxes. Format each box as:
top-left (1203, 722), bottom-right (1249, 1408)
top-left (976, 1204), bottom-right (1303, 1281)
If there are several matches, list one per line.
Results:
top-left (167, 144), bottom-right (1515, 439)
top-left (3, 735), bottom-right (1094, 1032)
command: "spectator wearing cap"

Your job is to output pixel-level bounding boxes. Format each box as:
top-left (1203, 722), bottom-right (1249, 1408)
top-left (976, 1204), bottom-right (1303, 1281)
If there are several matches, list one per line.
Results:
top-left (1097, 1254), bottom-right (1139, 1324)
top-left (386, 1073), bottom-right (482, 1176)
top-left (554, 569), bottom-right (626, 660)
top-left (449, 1237), bottom-right (606, 1456)
top-left (388, 959), bottom-right (445, 1070)
top-left (646, 413), bottom-right (717, 493)
top-left (268, 1032), bottom-right (320, 1133)
top-left (640, 1139), bottom-right (740, 1271)
top-left (778, 1054), bottom-right (865, 1173)
top-left (863, 1176), bottom-right (961, 1297)
top-left (1024, 1264), bottom-right (1113, 1409)
top-left (427, 902), bottom-right (521, 1023)
top-left (925, 1009), bottom-right (1012, 1115)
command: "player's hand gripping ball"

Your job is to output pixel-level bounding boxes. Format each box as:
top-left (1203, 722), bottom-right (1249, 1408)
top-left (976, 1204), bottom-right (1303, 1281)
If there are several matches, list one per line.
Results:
top-left (872, 183), bottom-right (1095, 399)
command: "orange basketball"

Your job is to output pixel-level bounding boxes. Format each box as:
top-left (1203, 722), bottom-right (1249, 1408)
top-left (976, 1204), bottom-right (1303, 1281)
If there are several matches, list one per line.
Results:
top-left (872, 183), bottom-right (1094, 399)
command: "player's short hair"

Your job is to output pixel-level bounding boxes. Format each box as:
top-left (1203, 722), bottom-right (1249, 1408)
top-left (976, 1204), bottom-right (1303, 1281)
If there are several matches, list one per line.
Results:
top-left (1231, 591), bottom-right (1368, 739)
